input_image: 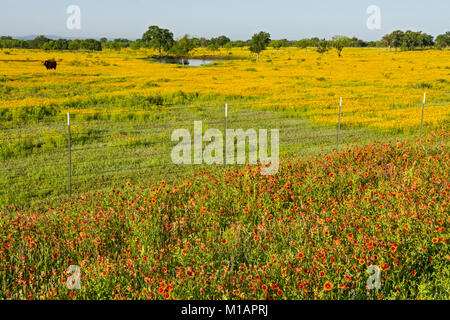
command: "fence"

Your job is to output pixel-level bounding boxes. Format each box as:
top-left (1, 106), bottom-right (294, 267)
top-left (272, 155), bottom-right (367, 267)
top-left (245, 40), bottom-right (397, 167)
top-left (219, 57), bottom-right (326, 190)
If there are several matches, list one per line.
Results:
top-left (0, 92), bottom-right (438, 209)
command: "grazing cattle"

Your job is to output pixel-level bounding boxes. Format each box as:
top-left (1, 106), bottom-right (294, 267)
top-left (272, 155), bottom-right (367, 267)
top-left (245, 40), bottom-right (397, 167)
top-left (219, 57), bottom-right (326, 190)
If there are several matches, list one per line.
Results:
top-left (42, 60), bottom-right (57, 70)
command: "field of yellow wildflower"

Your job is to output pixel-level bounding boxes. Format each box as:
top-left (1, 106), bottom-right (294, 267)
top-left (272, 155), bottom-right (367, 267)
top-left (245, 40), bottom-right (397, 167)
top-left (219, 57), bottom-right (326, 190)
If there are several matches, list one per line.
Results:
top-left (0, 46), bottom-right (449, 300)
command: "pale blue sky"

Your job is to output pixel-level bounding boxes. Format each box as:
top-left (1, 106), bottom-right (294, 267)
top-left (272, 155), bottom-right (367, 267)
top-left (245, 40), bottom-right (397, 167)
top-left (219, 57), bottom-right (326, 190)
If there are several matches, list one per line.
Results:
top-left (0, 0), bottom-right (448, 40)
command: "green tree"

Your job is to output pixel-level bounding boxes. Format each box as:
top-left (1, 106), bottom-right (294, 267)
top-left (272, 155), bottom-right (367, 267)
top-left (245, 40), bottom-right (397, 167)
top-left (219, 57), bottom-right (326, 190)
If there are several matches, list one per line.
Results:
top-left (249, 31), bottom-right (271, 61)
top-left (296, 39), bottom-right (310, 53)
top-left (332, 35), bottom-right (349, 57)
top-left (54, 38), bottom-right (69, 50)
top-left (390, 30), bottom-right (404, 51)
top-left (270, 40), bottom-right (283, 50)
top-left (68, 39), bottom-right (82, 52)
top-left (214, 35), bottom-right (231, 47)
top-left (142, 25), bottom-right (174, 57)
top-left (30, 35), bottom-right (50, 49)
top-left (381, 33), bottom-right (393, 51)
top-left (316, 39), bottom-right (329, 55)
top-left (208, 42), bottom-right (220, 53)
top-left (82, 39), bottom-right (102, 51)
top-left (401, 30), bottom-right (421, 50)
top-left (232, 40), bottom-right (245, 47)
top-left (170, 35), bottom-right (196, 66)
top-left (435, 31), bottom-right (450, 49)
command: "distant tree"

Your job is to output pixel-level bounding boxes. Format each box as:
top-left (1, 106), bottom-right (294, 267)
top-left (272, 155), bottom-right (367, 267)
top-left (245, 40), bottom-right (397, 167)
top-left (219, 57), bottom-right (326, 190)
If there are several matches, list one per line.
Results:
top-left (381, 33), bottom-right (393, 51)
top-left (191, 37), bottom-right (201, 48)
top-left (316, 39), bottom-right (329, 55)
top-left (42, 41), bottom-right (53, 51)
top-left (198, 37), bottom-right (208, 47)
top-left (232, 40), bottom-right (245, 47)
top-left (170, 35), bottom-right (196, 66)
top-left (419, 33), bottom-right (434, 48)
top-left (215, 35), bottom-right (231, 47)
top-left (54, 38), bottom-right (69, 50)
top-left (296, 39), bottom-right (310, 53)
top-left (332, 35), bottom-right (350, 57)
top-left (142, 25), bottom-right (174, 57)
top-left (249, 31), bottom-right (271, 61)
top-left (310, 37), bottom-right (320, 47)
top-left (270, 40), bottom-right (283, 50)
top-left (401, 30), bottom-right (422, 51)
top-left (208, 42), bottom-right (220, 53)
top-left (435, 31), bottom-right (450, 49)
top-left (30, 35), bottom-right (51, 49)
top-left (130, 40), bottom-right (142, 50)
top-left (82, 38), bottom-right (102, 51)
top-left (68, 39), bottom-right (82, 51)
top-left (390, 30), bottom-right (404, 51)
top-left (100, 37), bottom-right (108, 43)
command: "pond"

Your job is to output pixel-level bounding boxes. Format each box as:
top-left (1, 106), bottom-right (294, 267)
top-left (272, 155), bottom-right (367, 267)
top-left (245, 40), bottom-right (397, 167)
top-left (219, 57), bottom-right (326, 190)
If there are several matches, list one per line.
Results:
top-left (150, 57), bottom-right (222, 66)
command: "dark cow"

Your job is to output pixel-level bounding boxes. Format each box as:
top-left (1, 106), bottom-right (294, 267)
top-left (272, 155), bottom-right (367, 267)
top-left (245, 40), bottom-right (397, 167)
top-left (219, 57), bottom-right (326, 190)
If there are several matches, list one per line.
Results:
top-left (42, 60), bottom-right (57, 70)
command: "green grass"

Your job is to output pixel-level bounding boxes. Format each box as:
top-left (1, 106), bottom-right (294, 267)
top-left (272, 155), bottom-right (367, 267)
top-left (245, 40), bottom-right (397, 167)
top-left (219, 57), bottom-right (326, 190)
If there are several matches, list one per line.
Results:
top-left (1, 97), bottom-right (416, 211)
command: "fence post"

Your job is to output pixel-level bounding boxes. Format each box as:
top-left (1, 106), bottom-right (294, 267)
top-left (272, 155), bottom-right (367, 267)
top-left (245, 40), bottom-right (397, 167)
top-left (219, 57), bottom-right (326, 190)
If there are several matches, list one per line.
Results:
top-left (419, 92), bottom-right (426, 138)
top-left (67, 112), bottom-right (71, 198)
top-left (224, 103), bottom-right (227, 169)
top-left (337, 97), bottom-right (342, 151)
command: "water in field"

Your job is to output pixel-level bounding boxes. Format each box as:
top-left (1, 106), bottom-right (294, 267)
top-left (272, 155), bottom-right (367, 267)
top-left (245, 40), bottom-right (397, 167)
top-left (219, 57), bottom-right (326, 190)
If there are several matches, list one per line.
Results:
top-left (151, 57), bottom-right (221, 66)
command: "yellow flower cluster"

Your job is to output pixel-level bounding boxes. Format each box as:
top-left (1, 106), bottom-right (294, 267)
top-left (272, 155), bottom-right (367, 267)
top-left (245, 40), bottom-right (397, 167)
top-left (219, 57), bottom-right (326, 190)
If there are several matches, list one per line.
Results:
top-left (0, 47), bottom-right (448, 130)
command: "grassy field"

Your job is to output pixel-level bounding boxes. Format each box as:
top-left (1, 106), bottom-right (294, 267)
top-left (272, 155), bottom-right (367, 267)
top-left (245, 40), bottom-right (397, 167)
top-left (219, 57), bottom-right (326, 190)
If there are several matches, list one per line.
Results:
top-left (0, 47), bottom-right (449, 299)
top-left (1, 47), bottom-right (448, 208)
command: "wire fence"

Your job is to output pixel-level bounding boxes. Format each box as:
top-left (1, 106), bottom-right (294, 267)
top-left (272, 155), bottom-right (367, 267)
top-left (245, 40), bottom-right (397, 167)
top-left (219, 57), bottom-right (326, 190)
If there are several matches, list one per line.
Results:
top-left (0, 92), bottom-right (441, 209)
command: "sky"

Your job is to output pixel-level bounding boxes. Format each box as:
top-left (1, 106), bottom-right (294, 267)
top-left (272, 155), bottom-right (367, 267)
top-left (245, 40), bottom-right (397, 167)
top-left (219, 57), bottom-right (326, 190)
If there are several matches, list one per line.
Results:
top-left (0, 0), bottom-right (448, 41)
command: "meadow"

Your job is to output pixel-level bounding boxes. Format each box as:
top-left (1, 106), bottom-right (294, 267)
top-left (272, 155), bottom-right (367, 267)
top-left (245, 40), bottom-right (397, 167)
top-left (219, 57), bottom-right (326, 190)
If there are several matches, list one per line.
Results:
top-left (1, 47), bottom-right (448, 208)
top-left (0, 46), bottom-right (449, 299)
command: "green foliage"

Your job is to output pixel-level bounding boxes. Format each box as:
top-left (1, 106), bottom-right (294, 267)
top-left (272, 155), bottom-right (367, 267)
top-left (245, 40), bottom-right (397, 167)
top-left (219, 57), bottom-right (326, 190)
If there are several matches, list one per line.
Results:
top-left (316, 39), bottom-right (329, 54)
top-left (170, 35), bottom-right (196, 66)
top-left (331, 35), bottom-right (350, 57)
top-left (249, 31), bottom-right (271, 61)
top-left (435, 32), bottom-right (450, 49)
top-left (142, 25), bottom-right (174, 56)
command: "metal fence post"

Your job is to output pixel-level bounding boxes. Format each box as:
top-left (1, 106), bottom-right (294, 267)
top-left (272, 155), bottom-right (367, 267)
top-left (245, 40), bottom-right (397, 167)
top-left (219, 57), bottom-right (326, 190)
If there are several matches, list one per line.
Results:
top-left (419, 92), bottom-right (426, 138)
top-left (224, 103), bottom-right (227, 169)
top-left (337, 97), bottom-right (342, 151)
top-left (67, 112), bottom-right (71, 198)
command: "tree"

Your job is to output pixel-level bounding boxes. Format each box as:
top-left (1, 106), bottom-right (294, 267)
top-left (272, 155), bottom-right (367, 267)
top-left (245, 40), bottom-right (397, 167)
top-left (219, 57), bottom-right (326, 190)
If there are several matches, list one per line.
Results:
top-left (296, 39), bottom-right (310, 53)
top-left (142, 25), bottom-right (174, 57)
top-left (198, 37), bottom-right (208, 47)
top-left (249, 31), bottom-right (271, 61)
top-left (332, 35), bottom-right (349, 57)
top-left (208, 42), bottom-right (220, 53)
top-left (54, 38), bottom-right (69, 50)
top-left (29, 35), bottom-right (50, 49)
top-left (214, 35), bottom-right (231, 47)
top-left (435, 31), bottom-right (450, 49)
top-left (82, 39), bottom-right (102, 51)
top-left (401, 30), bottom-right (422, 51)
top-left (270, 40), bottom-right (283, 50)
top-left (390, 30), bottom-right (404, 51)
top-left (170, 35), bottom-right (196, 66)
top-left (316, 39), bottom-right (329, 55)
top-left (419, 33), bottom-right (434, 48)
top-left (381, 33), bottom-right (393, 51)
top-left (68, 39), bottom-right (82, 52)
top-left (232, 40), bottom-right (245, 47)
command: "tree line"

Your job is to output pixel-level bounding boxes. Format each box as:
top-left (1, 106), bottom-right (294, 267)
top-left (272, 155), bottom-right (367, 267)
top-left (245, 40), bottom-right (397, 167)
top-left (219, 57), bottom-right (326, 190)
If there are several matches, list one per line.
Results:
top-left (1, 27), bottom-right (449, 60)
